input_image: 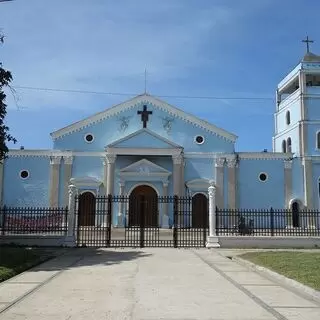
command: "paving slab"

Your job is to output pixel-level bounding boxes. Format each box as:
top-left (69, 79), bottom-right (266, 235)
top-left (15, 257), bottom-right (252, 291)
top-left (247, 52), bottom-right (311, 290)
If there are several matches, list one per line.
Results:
top-left (0, 248), bottom-right (319, 320)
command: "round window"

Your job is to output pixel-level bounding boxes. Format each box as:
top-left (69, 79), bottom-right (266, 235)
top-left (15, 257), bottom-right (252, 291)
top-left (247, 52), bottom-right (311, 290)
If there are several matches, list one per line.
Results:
top-left (259, 173), bottom-right (268, 182)
top-left (84, 133), bottom-right (94, 143)
top-left (195, 135), bottom-right (204, 144)
top-left (20, 170), bottom-right (29, 179)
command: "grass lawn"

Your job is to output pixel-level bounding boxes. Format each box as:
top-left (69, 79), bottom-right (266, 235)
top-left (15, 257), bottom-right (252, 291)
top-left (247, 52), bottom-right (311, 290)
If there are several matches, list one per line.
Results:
top-left (239, 251), bottom-right (320, 291)
top-left (0, 246), bottom-right (56, 283)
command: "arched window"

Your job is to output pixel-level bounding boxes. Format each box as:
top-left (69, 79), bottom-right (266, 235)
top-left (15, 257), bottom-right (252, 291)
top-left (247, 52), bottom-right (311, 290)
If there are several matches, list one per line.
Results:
top-left (287, 137), bottom-right (292, 153)
top-left (282, 140), bottom-right (287, 153)
top-left (317, 132), bottom-right (320, 149)
top-left (286, 110), bottom-right (291, 125)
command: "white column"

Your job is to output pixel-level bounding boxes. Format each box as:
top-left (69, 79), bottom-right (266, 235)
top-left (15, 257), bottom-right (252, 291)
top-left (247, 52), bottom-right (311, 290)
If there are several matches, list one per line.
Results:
top-left (162, 181), bottom-right (169, 228)
top-left (64, 184), bottom-right (77, 247)
top-left (206, 185), bottom-right (220, 248)
top-left (172, 153), bottom-right (183, 196)
top-left (105, 154), bottom-right (116, 195)
top-left (63, 156), bottom-right (73, 207)
top-left (49, 156), bottom-right (61, 207)
top-left (118, 180), bottom-right (125, 226)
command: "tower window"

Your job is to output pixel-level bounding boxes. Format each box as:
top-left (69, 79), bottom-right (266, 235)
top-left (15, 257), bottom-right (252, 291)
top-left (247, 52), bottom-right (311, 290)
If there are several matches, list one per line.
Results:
top-left (317, 132), bottom-right (320, 149)
top-left (287, 137), bottom-right (292, 153)
top-left (282, 140), bottom-right (287, 153)
top-left (286, 111), bottom-right (291, 125)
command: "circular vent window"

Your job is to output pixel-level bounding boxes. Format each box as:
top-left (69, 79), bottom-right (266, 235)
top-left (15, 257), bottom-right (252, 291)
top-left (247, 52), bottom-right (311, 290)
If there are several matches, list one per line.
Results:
top-left (20, 170), bottom-right (29, 179)
top-left (259, 173), bottom-right (268, 182)
top-left (195, 135), bottom-right (205, 144)
top-left (84, 133), bottom-right (94, 143)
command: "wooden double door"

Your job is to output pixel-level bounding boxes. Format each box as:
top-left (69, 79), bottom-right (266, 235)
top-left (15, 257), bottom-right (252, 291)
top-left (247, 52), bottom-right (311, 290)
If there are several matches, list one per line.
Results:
top-left (128, 185), bottom-right (158, 227)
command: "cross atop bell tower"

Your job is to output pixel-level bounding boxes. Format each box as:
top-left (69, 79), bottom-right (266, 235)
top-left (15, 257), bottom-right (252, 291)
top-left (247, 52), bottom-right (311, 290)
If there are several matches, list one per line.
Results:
top-left (302, 36), bottom-right (314, 53)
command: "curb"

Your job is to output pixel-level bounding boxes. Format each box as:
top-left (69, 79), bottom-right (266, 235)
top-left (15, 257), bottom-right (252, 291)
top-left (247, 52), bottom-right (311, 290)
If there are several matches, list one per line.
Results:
top-left (232, 256), bottom-right (320, 304)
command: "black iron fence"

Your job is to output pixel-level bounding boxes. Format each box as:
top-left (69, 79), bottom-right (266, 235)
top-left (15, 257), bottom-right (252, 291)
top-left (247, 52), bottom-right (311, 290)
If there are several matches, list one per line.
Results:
top-left (0, 206), bottom-right (68, 236)
top-left (216, 207), bottom-right (320, 236)
top-left (1, 202), bottom-right (320, 246)
top-left (75, 195), bottom-right (208, 248)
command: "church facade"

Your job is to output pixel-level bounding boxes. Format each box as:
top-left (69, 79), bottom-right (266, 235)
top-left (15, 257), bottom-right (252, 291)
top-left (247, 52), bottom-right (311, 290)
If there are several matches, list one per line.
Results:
top-left (1, 51), bottom-right (320, 228)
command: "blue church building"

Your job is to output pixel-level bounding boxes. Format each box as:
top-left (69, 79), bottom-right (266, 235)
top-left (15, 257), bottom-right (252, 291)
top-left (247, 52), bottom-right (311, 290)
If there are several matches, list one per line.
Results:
top-left (1, 49), bottom-right (320, 228)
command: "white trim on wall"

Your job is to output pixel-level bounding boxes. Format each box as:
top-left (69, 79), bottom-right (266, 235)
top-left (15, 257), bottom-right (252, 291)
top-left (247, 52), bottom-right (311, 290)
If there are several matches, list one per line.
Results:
top-left (127, 183), bottom-right (160, 196)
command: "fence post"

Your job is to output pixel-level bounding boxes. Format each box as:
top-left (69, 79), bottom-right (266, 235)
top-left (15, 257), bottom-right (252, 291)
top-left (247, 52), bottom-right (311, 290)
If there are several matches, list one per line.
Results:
top-left (107, 194), bottom-right (112, 246)
top-left (270, 207), bottom-right (275, 237)
top-left (206, 185), bottom-right (220, 248)
top-left (64, 184), bottom-right (77, 247)
top-left (173, 195), bottom-right (178, 248)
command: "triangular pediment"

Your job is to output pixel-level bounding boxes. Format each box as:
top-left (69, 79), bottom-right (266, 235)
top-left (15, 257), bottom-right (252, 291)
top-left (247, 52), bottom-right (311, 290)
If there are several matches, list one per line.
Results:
top-left (50, 94), bottom-right (237, 142)
top-left (107, 128), bottom-right (182, 149)
top-left (120, 159), bottom-right (171, 176)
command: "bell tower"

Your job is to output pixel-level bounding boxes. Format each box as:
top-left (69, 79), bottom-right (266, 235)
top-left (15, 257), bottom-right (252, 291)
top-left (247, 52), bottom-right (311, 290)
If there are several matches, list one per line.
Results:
top-left (273, 37), bottom-right (320, 208)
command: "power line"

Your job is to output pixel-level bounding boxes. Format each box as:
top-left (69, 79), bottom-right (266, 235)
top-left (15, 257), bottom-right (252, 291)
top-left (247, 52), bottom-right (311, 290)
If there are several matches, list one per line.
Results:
top-left (13, 85), bottom-right (275, 101)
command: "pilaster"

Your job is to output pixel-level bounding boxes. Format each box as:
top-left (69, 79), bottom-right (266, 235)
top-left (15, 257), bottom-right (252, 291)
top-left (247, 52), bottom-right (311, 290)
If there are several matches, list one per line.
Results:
top-left (172, 153), bottom-right (183, 196)
top-left (226, 156), bottom-right (238, 209)
top-left (49, 156), bottom-right (61, 207)
top-left (302, 157), bottom-right (313, 208)
top-left (215, 157), bottom-right (225, 209)
top-left (63, 156), bottom-right (73, 207)
top-left (284, 160), bottom-right (292, 208)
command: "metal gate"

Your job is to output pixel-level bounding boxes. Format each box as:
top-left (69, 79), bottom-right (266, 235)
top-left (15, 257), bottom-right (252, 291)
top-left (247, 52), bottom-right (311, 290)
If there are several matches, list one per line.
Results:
top-left (75, 194), bottom-right (208, 248)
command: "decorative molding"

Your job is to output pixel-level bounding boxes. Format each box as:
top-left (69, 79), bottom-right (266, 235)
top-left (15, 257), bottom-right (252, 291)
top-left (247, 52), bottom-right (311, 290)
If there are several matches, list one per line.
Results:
top-left (118, 116), bottom-right (131, 132)
top-left (119, 159), bottom-right (171, 179)
top-left (215, 157), bottom-right (225, 167)
top-left (105, 154), bottom-right (117, 164)
top-left (284, 160), bottom-right (293, 169)
top-left (68, 184), bottom-right (77, 197)
top-left (161, 116), bottom-right (174, 134)
top-left (237, 152), bottom-right (292, 160)
top-left (70, 177), bottom-right (102, 189)
top-left (208, 185), bottom-right (216, 198)
top-left (226, 157), bottom-right (238, 168)
top-left (172, 153), bottom-right (183, 165)
top-left (50, 156), bottom-right (62, 165)
top-left (64, 156), bottom-right (73, 165)
top-left (50, 94), bottom-right (238, 143)
top-left (186, 178), bottom-right (213, 191)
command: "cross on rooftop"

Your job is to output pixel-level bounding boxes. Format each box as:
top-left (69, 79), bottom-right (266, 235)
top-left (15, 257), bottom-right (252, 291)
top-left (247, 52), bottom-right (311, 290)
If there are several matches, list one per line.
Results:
top-left (302, 36), bottom-right (314, 53)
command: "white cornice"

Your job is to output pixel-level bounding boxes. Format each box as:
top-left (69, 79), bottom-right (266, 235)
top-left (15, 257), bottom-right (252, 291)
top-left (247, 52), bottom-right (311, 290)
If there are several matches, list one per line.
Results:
top-left (8, 150), bottom-right (73, 158)
top-left (50, 94), bottom-right (238, 143)
top-left (238, 152), bottom-right (293, 160)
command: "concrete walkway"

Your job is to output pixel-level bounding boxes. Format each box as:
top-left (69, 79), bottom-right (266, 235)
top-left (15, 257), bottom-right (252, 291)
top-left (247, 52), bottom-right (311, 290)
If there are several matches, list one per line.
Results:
top-left (0, 248), bottom-right (319, 320)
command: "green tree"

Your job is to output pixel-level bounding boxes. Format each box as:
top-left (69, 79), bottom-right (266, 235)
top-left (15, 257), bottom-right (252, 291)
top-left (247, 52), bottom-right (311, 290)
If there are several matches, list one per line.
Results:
top-left (0, 32), bottom-right (17, 161)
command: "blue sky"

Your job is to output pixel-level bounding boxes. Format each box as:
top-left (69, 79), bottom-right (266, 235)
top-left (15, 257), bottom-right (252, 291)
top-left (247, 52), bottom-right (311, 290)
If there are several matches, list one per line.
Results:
top-left (0, 0), bottom-right (319, 151)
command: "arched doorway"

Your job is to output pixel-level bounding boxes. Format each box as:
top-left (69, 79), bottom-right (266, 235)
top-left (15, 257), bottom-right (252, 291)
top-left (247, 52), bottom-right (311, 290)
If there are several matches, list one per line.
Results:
top-left (78, 192), bottom-right (96, 226)
top-left (192, 193), bottom-right (208, 228)
top-left (129, 185), bottom-right (158, 227)
top-left (291, 201), bottom-right (300, 227)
